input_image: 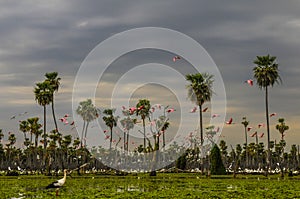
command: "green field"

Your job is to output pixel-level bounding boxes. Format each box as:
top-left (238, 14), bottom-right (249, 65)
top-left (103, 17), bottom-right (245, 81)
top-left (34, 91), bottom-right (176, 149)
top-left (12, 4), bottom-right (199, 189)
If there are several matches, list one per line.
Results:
top-left (1, 174), bottom-right (300, 199)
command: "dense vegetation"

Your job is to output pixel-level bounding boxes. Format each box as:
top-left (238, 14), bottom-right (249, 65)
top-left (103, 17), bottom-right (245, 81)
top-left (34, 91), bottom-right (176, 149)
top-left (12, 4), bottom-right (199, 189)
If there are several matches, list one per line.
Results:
top-left (1, 173), bottom-right (300, 198)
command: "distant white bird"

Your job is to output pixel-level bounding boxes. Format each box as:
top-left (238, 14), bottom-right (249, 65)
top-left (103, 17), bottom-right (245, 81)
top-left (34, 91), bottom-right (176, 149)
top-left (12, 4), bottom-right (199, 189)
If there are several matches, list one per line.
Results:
top-left (46, 169), bottom-right (68, 196)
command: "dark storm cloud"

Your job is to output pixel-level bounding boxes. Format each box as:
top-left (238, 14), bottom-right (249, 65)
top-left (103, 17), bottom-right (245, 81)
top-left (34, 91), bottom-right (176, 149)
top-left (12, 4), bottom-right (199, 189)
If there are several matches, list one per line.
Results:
top-left (0, 0), bottom-right (300, 148)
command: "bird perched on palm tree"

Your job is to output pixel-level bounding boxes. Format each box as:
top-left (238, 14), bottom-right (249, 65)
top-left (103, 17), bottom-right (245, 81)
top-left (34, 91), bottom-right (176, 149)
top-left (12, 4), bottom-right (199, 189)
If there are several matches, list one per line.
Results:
top-left (46, 169), bottom-right (68, 196)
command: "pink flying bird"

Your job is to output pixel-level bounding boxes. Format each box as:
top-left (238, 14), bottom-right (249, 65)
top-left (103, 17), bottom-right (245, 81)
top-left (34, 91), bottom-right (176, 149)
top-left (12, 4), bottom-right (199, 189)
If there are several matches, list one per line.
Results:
top-left (137, 105), bottom-right (144, 110)
top-left (60, 117), bottom-right (67, 123)
top-left (251, 131), bottom-right (257, 137)
top-left (173, 56), bottom-right (181, 62)
top-left (202, 107), bottom-right (208, 112)
top-left (212, 114), bottom-right (220, 118)
top-left (103, 130), bottom-right (107, 133)
top-left (70, 121), bottom-right (75, 125)
top-left (258, 123), bottom-right (265, 128)
top-left (167, 108), bottom-right (175, 113)
top-left (245, 79), bottom-right (253, 86)
top-left (226, 118), bottom-right (233, 124)
top-left (270, 113), bottom-right (277, 117)
top-left (259, 133), bottom-right (264, 138)
top-left (247, 127), bottom-right (253, 131)
top-left (64, 114), bottom-right (70, 118)
top-left (190, 107), bottom-right (197, 113)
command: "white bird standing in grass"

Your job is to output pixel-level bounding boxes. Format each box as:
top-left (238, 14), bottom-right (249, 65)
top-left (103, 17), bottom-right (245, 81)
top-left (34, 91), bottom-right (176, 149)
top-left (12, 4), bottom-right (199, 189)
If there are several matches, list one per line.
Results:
top-left (46, 169), bottom-right (68, 196)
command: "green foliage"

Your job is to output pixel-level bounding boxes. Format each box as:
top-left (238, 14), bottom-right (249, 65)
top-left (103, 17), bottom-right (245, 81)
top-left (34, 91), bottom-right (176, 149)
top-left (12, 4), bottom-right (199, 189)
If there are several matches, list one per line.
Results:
top-left (176, 152), bottom-right (187, 170)
top-left (2, 174), bottom-right (300, 198)
top-left (210, 144), bottom-right (226, 175)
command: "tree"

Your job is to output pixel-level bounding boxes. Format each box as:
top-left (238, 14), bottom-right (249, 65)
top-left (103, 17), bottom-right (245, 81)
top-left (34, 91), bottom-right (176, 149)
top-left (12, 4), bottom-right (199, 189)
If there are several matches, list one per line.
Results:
top-left (136, 99), bottom-right (151, 151)
top-left (76, 99), bottom-right (98, 147)
top-left (102, 109), bottom-right (118, 150)
top-left (19, 120), bottom-right (30, 145)
top-left (253, 54), bottom-right (281, 170)
top-left (241, 117), bottom-right (249, 168)
top-left (186, 73), bottom-right (214, 146)
top-left (186, 73), bottom-right (214, 174)
top-left (210, 144), bottom-right (226, 175)
top-left (219, 140), bottom-right (228, 168)
top-left (120, 116), bottom-right (135, 152)
top-left (34, 81), bottom-right (52, 149)
top-left (45, 72), bottom-right (61, 133)
top-left (27, 117), bottom-right (43, 148)
top-left (276, 118), bottom-right (289, 141)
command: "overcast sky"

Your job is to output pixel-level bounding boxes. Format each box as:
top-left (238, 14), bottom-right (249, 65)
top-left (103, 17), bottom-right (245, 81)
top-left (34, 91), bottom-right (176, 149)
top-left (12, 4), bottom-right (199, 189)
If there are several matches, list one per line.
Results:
top-left (1, 0), bottom-right (300, 150)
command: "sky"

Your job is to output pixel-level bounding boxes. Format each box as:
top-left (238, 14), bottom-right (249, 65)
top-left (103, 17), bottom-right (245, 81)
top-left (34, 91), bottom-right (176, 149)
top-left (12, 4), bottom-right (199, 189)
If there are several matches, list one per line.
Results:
top-left (0, 0), bottom-right (300, 151)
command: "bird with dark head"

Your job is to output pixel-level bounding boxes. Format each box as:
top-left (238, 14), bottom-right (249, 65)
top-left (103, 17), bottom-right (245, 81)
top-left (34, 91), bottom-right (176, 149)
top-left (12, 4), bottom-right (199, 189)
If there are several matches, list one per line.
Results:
top-left (46, 169), bottom-right (68, 196)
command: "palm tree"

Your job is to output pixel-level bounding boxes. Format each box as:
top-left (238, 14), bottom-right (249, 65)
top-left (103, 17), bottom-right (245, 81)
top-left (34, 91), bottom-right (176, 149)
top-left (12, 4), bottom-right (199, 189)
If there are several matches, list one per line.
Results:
top-left (45, 72), bottom-right (61, 132)
top-left (186, 73), bottom-right (214, 146)
top-left (241, 117), bottom-right (249, 168)
top-left (76, 99), bottom-right (98, 147)
top-left (276, 118), bottom-right (289, 141)
top-left (34, 81), bottom-right (52, 149)
top-left (19, 120), bottom-right (30, 143)
top-left (136, 99), bottom-right (151, 151)
top-left (253, 54), bottom-right (281, 169)
top-left (120, 117), bottom-right (135, 152)
top-left (27, 117), bottom-right (43, 148)
top-left (102, 109), bottom-right (118, 150)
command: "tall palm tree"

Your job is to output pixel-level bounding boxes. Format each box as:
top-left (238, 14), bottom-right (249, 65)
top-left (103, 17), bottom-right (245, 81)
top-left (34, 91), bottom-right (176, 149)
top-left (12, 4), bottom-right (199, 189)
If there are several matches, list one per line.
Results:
top-left (76, 99), bottom-right (98, 147)
top-left (253, 54), bottom-right (281, 169)
top-left (136, 99), bottom-right (151, 151)
top-left (45, 72), bottom-right (61, 132)
top-left (241, 117), bottom-right (249, 168)
top-left (102, 109), bottom-right (118, 150)
top-left (34, 81), bottom-right (52, 149)
top-left (276, 118), bottom-right (289, 141)
top-left (186, 73), bottom-right (214, 146)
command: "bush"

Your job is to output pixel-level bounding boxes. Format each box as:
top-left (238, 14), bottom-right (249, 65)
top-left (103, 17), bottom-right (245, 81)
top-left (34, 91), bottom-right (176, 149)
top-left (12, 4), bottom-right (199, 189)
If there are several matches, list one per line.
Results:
top-left (210, 144), bottom-right (226, 175)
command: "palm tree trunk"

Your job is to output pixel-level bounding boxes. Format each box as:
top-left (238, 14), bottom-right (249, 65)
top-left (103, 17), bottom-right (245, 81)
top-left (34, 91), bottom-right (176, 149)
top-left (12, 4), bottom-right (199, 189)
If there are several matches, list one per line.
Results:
top-left (84, 122), bottom-right (89, 147)
top-left (43, 105), bottom-right (47, 149)
top-left (244, 126), bottom-right (248, 169)
top-left (127, 131), bottom-right (129, 153)
top-left (143, 118), bottom-right (146, 151)
top-left (199, 104), bottom-right (204, 174)
top-left (109, 127), bottom-right (113, 150)
top-left (265, 86), bottom-right (271, 174)
top-left (51, 98), bottom-right (59, 132)
top-left (81, 121), bottom-right (86, 147)
top-left (123, 131), bottom-right (126, 152)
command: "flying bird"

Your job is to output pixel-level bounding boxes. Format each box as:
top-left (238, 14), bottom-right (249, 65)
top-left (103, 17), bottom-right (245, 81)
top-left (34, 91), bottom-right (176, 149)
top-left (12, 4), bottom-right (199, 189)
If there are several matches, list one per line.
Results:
top-left (46, 169), bottom-right (68, 196)
top-left (10, 115), bottom-right (16, 120)
top-left (245, 79), bottom-right (253, 86)
top-left (64, 114), bottom-right (70, 118)
top-left (270, 113), bottom-right (277, 117)
top-left (202, 107), bottom-right (208, 112)
top-left (190, 107), bottom-right (197, 113)
top-left (212, 114), bottom-right (220, 118)
top-left (250, 132), bottom-right (257, 137)
top-left (247, 127), bottom-right (253, 131)
top-left (70, 121), bottom-right (75, 126)
top-left (172, 56), bottom-right (181, 62)
top-left (258, 123), bottom-right (265, 128)
top-left (167, 108), bottom-right (175, 113)
top-left (259, 133), bottom-right (264, 138)
top-left (226, 118), bottom-right (233, 124)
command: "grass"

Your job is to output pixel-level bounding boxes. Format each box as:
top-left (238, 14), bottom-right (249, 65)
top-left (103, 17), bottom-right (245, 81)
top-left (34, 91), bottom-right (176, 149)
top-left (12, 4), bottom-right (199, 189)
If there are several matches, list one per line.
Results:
top-left (1, 173), bottom-right (300, 198)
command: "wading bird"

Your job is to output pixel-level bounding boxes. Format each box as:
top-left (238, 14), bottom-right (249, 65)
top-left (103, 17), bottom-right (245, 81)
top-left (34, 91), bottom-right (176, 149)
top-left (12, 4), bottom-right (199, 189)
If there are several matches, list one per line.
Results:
top-left (46, 169), bottom-right (68, 196)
